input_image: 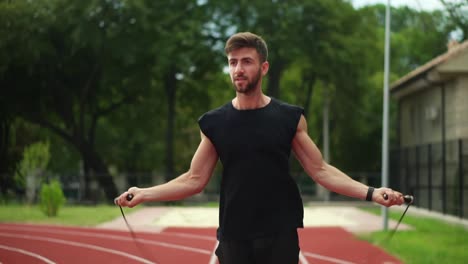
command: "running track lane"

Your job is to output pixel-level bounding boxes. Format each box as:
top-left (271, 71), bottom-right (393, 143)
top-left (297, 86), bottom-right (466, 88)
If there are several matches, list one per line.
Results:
top-left (0, 223), bottom-right (402, 264)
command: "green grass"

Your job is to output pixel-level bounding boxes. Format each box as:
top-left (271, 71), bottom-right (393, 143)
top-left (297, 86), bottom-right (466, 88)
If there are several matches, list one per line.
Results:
top-left (359, 207), bottom-right (468, 264)
top-left (0, 204), bottom-right (135, 226)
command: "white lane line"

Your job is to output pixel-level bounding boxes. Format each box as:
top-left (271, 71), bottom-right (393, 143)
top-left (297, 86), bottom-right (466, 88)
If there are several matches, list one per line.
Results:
top-left (299, 250), bottom-right (310, 264)
top-left (0, 225), bottom-right (211, 255)
top-left (0, 232), bottom-right (156, 264)
top-left (0, 244), bottom-right (56, 264)
top-left (303, 252), bottom-right (356, 264)
top-left (208, 240), bottom-right (219, 264)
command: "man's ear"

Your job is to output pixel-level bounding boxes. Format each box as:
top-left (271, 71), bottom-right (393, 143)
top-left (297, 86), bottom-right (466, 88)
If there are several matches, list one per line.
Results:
top-left (261, 61), bottom-right (269, 76)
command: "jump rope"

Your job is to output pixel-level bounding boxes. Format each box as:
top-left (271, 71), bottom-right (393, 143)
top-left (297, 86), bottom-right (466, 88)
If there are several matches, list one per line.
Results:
top-left (116, 194), bottom-right (137, 239)
top-left (115, 194), bottom-right (158, 263)
top-left (382, 193), bottom-right (414, 243)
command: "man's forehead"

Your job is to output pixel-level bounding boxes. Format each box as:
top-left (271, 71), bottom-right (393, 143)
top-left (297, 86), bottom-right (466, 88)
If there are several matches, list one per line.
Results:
top-left (227, 47), bottom-right (259, 60)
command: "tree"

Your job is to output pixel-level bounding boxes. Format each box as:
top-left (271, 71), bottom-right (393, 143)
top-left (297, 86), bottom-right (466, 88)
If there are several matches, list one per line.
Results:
top-left (441, 0), bottom-right (468, 40)
top-left (117, 0), bottom-right (220, 182)
top-left (0, 0), bottom-right (154, 201)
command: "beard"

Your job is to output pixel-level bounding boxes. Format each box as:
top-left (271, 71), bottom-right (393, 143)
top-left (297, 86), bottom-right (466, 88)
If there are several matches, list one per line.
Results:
top-left (232, 68), bottom-right (262, 94)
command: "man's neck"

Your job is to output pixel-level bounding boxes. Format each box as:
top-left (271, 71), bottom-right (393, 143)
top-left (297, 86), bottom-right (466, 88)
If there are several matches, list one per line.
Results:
top-left (232, 92), bottom-right (271, 110)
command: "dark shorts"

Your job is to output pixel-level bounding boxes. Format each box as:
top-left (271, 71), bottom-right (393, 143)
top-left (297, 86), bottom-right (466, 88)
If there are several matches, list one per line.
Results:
top-left (215, 229), bottom-right (300, 264)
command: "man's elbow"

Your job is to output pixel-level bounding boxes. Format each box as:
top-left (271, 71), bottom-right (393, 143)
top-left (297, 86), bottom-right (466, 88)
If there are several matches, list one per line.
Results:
top-left (187, 172), bottom-right (207, 194)
top-left (307, 164), bottom-right (328, 183)
top-left (192, 182), bottom-right (205, 195)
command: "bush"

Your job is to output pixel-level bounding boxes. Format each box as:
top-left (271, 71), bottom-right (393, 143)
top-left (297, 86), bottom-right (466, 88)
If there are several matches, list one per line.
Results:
top-left (14, 141), bottom-right (51, 204)
top-left (39, 180), bottom-right (66, 217)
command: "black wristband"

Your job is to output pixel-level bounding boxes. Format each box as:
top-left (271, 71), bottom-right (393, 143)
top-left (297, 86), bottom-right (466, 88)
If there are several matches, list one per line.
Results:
top-left (366, 187), bottom-right (374, 201)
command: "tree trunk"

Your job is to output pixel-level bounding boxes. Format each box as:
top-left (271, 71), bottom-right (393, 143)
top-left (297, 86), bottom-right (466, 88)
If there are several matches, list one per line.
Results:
top-left (22, 113), bottom-right (119, 203)
top-left (303, 76), bottom-right (316, 117)
top-left (266, 61), bottom-right (284, 99)
top-left (80, 143), bottom-right (118, 203)
top-left (81, 157), bottom-right (91, 201)
top-left (0, 116), bottom-right (11, 195)
top-left (164, 68), bottom-right (177, 182)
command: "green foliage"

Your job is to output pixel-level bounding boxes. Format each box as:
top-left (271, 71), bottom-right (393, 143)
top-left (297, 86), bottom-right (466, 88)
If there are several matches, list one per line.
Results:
top-left (439, 0), bottom-right (468, 41)
top-left (14, 141), bottom-right (50, 189)
top-left (39, 179), bottom-right (66, 217)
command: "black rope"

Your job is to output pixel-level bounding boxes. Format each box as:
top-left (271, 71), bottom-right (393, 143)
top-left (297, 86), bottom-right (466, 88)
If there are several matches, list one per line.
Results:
top-left (384, 202), bottom-right (411, 243)
top-left (382, 194), bottom-right (414, 243)
top-left (119, 205), bottom-right (138, 241)
top-left (116, 194), bottom-right (158, 263)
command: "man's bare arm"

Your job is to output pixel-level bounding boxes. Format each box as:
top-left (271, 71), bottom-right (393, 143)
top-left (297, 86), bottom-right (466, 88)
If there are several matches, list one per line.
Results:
top-left (292, 115), bottom-right (403, 206)
top-left (115, 131), bottom-right (218, 207)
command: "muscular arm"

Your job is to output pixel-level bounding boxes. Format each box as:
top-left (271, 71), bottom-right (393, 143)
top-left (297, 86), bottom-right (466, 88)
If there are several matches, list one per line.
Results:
top-left (292, 115), bottom-right (403, 206)
top-left (115, 131), bottom-right (218, 207)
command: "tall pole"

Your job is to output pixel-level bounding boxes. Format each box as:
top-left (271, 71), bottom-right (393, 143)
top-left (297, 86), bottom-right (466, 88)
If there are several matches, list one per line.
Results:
top-left (323, 87), bottom-right (330, 202)
top-left (381, 0), bottom-right (391, 231)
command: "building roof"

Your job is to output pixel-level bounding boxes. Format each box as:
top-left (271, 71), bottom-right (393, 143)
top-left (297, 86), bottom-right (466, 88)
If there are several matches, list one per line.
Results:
top-left (390, 40), bottom-right (468, 92)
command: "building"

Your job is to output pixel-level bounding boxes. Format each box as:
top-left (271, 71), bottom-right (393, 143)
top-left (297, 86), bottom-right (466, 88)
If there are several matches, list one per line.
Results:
top-left (390, 40), bottom-right (468, 218)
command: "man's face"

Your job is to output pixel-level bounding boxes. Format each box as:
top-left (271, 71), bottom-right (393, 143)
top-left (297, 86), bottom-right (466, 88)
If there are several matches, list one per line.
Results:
top-left (227, 47), bottom-right (269, 94)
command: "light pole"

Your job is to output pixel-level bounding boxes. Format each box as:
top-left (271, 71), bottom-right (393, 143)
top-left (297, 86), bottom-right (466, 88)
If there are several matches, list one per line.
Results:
top-left (381, 0), bottom-right (391, 231)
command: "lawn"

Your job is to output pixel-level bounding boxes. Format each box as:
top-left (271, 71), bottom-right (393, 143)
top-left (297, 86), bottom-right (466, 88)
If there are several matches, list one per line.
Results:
top-left (360, 207), bottom-right (468, 264)
top-left (0, 203), bottom-right (134, 226)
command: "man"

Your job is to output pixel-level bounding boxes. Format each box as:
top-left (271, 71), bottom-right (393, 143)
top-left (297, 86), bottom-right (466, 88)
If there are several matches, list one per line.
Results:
top-left (115, 32), bottom-right (405, 264)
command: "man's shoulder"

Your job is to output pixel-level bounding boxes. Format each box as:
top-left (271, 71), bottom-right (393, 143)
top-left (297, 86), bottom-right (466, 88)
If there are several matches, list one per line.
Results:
top-left (202, 102), bottom-right (231, 117)
top-left (271, 98), bottom-right (304, 114)
top-left (198, 102), bottom-right (231, 124)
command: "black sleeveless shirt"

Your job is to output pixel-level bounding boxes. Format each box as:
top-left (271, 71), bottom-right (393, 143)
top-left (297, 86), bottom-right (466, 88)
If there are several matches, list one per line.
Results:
top-left (198, 98), bottom-right (304, 240)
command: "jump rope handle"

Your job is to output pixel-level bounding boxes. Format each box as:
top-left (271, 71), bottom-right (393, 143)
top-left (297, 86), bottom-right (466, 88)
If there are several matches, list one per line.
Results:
top-left (383, 193), bottom-right (414, 204)
top-left (113, 193), bottom-right (134, 205)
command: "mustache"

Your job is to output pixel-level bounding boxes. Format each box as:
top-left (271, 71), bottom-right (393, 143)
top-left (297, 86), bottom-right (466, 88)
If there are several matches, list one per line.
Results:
top-left (234, 75), bottom-right (247, 80)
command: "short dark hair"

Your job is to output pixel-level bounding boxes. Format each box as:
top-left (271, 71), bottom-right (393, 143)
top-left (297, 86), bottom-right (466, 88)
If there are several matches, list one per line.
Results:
top-left (224, 32), bottom-right (268, 62)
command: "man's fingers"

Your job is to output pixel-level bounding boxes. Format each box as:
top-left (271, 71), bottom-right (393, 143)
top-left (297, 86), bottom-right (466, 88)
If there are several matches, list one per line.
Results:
top-left (114, 188), bottom-right (138, 207)
top-left (114, 192), bottom-right (129, 206)
top-left (382, 190), bottom-right (405, 206)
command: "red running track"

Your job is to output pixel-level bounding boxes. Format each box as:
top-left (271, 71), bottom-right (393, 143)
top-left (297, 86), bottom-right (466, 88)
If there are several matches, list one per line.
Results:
top-left (0, 223), bottom-right (401, 264)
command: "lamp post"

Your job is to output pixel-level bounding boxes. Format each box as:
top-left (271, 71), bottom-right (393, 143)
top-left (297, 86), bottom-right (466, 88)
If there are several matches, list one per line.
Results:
top-left (381, 0), bottom-right (391, 231)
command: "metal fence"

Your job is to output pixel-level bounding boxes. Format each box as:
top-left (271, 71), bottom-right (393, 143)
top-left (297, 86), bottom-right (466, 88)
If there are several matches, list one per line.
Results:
top-left (390, 138), bottom-right (468, 219)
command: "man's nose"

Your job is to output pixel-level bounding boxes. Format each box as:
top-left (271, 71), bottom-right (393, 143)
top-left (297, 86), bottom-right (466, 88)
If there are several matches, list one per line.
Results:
top-left (234, 63), bottom-right (244, 74)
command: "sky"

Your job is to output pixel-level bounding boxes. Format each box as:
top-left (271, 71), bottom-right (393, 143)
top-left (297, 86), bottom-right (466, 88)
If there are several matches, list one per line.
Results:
top-left (352, 0), bottom-right (447, 11)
